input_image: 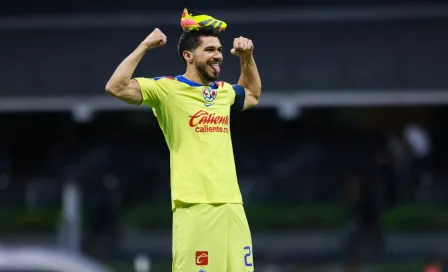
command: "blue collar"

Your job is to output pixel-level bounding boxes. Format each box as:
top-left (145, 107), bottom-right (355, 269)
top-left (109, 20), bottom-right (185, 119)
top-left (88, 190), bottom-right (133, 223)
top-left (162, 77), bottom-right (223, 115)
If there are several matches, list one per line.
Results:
top-left (175, 75), bottom-right (219, 89)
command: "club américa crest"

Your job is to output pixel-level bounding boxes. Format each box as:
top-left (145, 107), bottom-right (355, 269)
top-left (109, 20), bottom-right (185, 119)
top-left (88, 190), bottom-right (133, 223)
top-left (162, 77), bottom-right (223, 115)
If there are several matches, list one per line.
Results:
top-left (202, 87), bottom-right (217, 104)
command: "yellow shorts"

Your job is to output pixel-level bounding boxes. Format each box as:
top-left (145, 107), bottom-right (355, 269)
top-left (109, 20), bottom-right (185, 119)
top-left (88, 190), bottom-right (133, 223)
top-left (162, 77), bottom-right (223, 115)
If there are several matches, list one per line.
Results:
top-left (172, 202), bottom-right (254, 272)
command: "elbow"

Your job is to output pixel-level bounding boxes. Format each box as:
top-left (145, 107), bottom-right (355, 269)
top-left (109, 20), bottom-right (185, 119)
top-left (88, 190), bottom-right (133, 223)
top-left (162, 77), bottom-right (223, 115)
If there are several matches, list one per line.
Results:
top-left (252, 97), bottom-right (260, 107)
top-left (251, 93), bottom-right (260, 105)
top-left (105, 82), bottom-right (122, 96)
top-left (105, 88), bottom-right (114, 96)
top-left (248, 93), bottom-right (260, 108)
top-left (254, 91), bottom-right (261, 102)
top-left (253, 86), bottom-right (261, 102)
top-left (105, 82), bottom-right (115, 95)
top-left (246, 86), bottom-right (261, 108)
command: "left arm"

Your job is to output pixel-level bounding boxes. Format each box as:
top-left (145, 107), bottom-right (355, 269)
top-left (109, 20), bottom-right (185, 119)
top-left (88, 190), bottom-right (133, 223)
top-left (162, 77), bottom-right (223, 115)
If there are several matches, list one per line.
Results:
top-left (231, 37), bottom-right (262, 111)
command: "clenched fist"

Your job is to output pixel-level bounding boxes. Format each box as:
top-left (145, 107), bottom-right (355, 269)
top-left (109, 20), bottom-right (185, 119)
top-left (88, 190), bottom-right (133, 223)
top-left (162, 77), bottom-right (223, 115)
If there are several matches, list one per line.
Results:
top-left (230, 36), bottom-right (254, 58)
top-left (142, 28), bottom-right (167, 50)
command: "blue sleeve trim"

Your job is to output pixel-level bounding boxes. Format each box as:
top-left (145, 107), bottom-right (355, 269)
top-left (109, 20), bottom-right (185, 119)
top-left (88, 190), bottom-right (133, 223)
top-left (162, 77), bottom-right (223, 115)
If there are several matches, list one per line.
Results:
top-left (231, 84), bottom-right (245, 112)
top-left (153, 76), bottom-right (174, 81)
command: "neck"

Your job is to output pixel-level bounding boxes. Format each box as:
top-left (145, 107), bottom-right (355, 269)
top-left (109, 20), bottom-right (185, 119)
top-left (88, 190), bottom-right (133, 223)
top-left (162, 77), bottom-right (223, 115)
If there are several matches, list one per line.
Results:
top-left (183, 68), bottom-right (211, 86)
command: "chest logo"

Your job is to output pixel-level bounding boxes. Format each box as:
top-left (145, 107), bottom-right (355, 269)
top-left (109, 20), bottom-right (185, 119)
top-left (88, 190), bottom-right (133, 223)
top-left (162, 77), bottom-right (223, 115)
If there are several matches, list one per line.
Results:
top-left (202, 87), bottom-right (217, 106)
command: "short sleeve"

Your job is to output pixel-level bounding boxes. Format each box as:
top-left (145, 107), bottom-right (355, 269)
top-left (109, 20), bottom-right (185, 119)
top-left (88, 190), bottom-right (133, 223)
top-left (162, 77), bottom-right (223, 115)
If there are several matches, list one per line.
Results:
top-left (231, 84), bottom-right (246, 112)
top-left (134, 77), bottom-right (165, 107)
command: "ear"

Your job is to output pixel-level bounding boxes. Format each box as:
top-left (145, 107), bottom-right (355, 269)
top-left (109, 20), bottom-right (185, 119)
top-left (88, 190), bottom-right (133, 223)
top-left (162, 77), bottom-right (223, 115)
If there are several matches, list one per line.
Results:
top-left (183, 50), bottom-right (194, 64)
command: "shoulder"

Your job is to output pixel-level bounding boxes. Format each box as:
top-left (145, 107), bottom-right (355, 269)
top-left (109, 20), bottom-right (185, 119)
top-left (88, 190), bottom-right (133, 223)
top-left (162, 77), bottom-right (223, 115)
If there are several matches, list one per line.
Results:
top-left (217, 81), bottom-right (244, 94)
top-left (219, 81), bottom-right (244, 97)
top-left (152, 76), bottom-right (179, 87)
top-left (134, 76), bottom-right (174, 83)
top-left (134, 76), bottom-right (179, 90)
top-left (153, 76), bottom-right (176, 81)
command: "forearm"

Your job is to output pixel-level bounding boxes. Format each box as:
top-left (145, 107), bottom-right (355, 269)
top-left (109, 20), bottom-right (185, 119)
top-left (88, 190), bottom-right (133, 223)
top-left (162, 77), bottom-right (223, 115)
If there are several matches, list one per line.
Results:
top-left (237, 55), bottom-right (262, 99)
top-left (106, 43), bottom-right (148, 92)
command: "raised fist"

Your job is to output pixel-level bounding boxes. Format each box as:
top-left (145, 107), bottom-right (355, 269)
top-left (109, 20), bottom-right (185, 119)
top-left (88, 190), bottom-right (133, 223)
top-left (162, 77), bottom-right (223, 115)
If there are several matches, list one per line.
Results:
top-left (230, 36), bottom-right (254, 58)
top-left (142, 28), bottom-right (167, 50)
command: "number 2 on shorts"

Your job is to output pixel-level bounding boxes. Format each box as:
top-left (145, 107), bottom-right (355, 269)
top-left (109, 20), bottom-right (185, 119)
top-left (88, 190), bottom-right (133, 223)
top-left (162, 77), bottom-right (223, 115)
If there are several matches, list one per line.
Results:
top-left (244, 246), bottom-right (253, 267)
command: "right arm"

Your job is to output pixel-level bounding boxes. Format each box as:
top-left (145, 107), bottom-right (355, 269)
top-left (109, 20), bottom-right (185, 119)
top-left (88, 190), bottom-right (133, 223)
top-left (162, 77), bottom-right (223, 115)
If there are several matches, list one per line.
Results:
top-left (105, 28), bottom-right (167, 106)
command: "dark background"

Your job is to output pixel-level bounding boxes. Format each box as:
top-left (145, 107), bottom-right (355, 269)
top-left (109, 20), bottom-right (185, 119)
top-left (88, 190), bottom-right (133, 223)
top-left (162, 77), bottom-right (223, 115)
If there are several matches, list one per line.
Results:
top-left (0, 0), bottom-right (448, 271)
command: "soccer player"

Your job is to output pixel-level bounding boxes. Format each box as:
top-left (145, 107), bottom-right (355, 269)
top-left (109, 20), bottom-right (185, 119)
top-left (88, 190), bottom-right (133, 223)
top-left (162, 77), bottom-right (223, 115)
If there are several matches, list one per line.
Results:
top-left (105, 14), bottom-right (261, 272)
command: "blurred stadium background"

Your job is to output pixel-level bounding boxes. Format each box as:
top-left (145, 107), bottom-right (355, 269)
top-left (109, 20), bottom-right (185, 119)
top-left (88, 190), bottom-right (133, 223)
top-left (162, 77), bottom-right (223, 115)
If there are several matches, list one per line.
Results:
top-left (1, 0), bottom-right (448, 271)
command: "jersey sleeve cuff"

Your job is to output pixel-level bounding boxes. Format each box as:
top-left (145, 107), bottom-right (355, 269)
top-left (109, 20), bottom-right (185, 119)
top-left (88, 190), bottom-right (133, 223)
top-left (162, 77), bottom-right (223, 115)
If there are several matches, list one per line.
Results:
top-left (232, 84), bottom-right (245, 112)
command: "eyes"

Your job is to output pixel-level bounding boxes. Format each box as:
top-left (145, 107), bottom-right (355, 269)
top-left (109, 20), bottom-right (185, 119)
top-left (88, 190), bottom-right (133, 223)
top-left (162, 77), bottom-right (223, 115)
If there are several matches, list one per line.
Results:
top-left (204, 47), bottom-right (223, 53)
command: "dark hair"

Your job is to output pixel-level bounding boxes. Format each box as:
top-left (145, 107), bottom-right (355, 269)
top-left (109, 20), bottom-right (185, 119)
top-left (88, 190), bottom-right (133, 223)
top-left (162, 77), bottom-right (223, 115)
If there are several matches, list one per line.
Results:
top-left (178, 27), bottom-right (221, 64)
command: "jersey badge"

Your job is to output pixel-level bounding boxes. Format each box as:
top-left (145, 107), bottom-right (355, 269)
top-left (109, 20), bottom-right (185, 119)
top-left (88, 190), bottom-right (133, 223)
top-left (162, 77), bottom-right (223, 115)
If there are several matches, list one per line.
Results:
top-left (202, 87), bottom-right (217, 107)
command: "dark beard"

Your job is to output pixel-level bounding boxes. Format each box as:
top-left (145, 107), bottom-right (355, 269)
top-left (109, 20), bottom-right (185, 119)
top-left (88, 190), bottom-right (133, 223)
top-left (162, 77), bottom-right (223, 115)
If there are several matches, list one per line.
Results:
top-left (196, 62), bottom-right (218, 82)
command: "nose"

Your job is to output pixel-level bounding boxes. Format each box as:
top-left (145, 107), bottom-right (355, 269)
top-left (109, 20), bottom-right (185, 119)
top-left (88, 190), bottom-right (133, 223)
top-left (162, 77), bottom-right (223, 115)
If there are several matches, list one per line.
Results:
top-left (213, 51), bottom-right (223, 61)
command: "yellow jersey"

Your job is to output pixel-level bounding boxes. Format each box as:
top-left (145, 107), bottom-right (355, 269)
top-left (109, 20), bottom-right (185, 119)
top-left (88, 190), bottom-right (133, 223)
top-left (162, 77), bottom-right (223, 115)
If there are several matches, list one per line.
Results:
top-left (134, 75), bottom-right (245, 209)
